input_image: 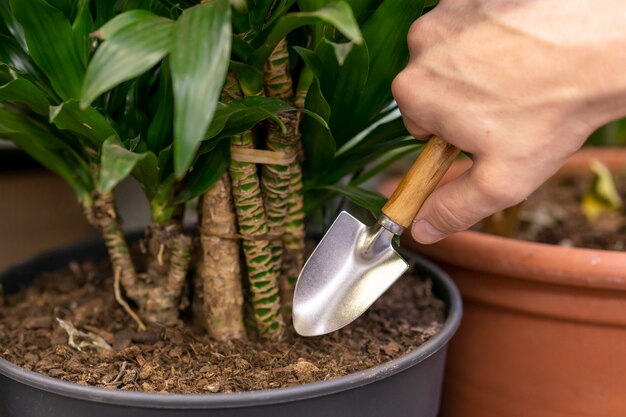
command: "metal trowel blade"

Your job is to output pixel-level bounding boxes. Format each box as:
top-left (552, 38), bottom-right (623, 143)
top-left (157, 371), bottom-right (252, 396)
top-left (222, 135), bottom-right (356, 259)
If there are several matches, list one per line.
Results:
top-left (292, 211), bottom-right (408, 336)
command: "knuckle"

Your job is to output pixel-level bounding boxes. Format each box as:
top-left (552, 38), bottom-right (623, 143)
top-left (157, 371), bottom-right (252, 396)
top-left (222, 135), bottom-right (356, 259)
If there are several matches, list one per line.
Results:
top-left (472, 171), bottom-right (526, 209)
top-left (391, 71), bottom-right (410, 101)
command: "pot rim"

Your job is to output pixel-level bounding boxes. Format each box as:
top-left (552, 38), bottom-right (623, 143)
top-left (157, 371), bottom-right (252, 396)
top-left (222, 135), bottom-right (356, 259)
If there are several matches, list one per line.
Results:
top-left (0, 239), bottom-right (462, 409)
top-left (406, 146), bottom-right (626, 290)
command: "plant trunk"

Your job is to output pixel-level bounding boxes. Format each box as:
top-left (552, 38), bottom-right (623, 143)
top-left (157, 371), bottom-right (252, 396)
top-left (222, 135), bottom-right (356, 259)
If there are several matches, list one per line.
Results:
top-left (141, 221), bottom-right (192, 325)
top-left (230, 130), bottom-right (285, 340)
top-left (195, 173), bottom-right (246, 340)
top-left (83, 190), bottom-right (142, 305)
top-left (261, 38), bottom-right (306, 316)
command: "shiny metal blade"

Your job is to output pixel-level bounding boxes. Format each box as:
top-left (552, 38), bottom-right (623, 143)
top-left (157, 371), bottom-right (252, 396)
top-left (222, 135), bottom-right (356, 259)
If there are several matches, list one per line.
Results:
top-left (293, 211), bottom-right (409, 336)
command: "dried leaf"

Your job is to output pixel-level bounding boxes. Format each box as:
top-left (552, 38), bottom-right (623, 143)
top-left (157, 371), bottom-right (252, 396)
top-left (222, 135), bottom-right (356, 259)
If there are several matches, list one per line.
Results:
top-left (581, 159), bottom-right (623, 221)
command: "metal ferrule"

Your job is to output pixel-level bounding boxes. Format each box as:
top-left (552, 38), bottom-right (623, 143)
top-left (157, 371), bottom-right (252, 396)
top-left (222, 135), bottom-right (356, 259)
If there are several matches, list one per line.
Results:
top-left (377, 213), bottom-right (405, 236)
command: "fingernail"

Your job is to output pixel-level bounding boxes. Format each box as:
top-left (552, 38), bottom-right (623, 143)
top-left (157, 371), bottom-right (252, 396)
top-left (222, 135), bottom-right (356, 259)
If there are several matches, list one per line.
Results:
top-left (412, 220), bottom-right (446, 244)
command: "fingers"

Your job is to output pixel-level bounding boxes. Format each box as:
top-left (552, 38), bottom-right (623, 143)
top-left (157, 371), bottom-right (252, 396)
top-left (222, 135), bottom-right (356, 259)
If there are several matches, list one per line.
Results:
top-left (411, 160), bottom-right (527, 244)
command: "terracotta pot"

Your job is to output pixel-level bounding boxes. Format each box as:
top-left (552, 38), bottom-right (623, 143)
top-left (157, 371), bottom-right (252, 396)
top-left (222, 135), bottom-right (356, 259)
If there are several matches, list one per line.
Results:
top-left (383, 148), bottom-right (626, 417)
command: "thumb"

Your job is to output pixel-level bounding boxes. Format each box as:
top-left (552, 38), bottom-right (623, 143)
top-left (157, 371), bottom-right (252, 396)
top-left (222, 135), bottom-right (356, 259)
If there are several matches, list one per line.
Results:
top-left (411, 162), bottom-right (523, 244)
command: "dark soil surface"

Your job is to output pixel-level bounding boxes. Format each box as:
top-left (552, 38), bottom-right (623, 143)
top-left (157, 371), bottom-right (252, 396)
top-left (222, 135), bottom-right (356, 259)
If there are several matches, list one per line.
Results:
top-left (0, 258), bottom-right (444, 393)
top-left (484, 170), bottom-right (626, 251)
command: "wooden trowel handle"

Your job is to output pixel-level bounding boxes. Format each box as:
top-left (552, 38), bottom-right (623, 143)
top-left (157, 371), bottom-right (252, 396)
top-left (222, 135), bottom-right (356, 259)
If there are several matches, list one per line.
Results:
top-left (381, 136), bottom-right (460, 229)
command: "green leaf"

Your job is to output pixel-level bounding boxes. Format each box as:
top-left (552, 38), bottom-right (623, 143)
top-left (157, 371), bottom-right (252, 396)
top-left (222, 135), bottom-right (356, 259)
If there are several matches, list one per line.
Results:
top-left (175, 140), bottom-right (230, 203)
top-left (229, 61), bottom-right (264, 96)
top-left (93, 9), bottom-right (158, 38)
top-left (0, 0), bottom-right (27, 50)
top-left (301, 78), bottom-right (335, 176)
top-left (171, 0), bottom-right (231, 178)
top-left (81, 12), bottom-right (174, 108)
top-left (99, 136), bottom-right (158, 193)
top-left (50, 100), bottom-right (117, 148)
top-left (0, 107), bottom-right (93, 198)
top-left (45, 0), bottom-right (76, 19)
top-left (94, 0), bottom-right (115, 27)
top-left (350, 143), bottom-right (422, 186)
top-left (0, 78), bottom-right (49, 115)
top-left (146, 61), bottom-right (173, 154)
top-left (338, 114), bottom-right (408, 154)
top-left (253, 1), bottom-right (362, 67)
top-left (10, 0), bottom-right (86, 99)
top-left (345, 0), bottom-right (425, 138)
top-left (114, 0), bottom-right (173, 17)
top-left (346, 0), bottom-right (382, 22)
top-left (321, 184), bottom-right (387, 216)
top-left (316, 38), bottom-right (369, 143)
top-left (206, 96), bottom-right (294, 139)
top-left (72, 0), bottom-right (94, 65)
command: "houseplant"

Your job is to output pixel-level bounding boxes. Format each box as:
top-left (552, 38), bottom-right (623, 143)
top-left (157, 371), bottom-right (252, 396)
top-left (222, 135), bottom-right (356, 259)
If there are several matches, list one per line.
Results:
top-left (0, 0), bottom-right (462, 416)
top-left (392, 146), bottom-right (626, 417)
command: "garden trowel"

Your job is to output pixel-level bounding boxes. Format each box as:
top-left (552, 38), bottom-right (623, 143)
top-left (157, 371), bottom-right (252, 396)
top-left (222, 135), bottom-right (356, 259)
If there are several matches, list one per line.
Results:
top-left (293, 136), bottom-right (459, 336)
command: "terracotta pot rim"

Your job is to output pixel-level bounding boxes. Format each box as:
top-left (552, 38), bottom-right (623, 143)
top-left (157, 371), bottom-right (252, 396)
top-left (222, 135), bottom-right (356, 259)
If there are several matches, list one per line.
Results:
top-left (407, 147), bottom-right (626, 290)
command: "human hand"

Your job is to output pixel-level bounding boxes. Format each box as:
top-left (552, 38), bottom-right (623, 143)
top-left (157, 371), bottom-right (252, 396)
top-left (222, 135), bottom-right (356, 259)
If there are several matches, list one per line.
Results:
top-left (392, 0), bottom-right (626, 244)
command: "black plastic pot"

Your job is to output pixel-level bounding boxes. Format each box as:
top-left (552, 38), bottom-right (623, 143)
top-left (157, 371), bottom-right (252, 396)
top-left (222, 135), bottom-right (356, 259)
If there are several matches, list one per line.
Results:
top-left (0, 237), bottom-right (462, 417)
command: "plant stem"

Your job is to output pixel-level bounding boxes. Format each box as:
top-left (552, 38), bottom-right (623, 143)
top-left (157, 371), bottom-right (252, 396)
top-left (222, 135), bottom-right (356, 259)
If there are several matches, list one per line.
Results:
top-left (83, 190), bottom-right (144, 316)
top-left (224, 72), bottom-right (285, 340)
top-left (141, 221), bottom-right (192, 325)
top-left (230, 130), bottom-right (285, 340)
top-left (261, 38), bottom-right (305, 317)
top-left (196, 173), bottom-right (246, 340)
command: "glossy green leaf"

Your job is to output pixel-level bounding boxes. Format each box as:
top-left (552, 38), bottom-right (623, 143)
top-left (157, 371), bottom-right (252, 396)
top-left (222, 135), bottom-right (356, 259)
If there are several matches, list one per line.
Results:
top-left (0, 78), bottom-right (49, 115)
top-left (207, 96), bottom-right (294, 139)
top-left (50, 100), bottom-right (117, 148)
top-left (94, 0), bottom-right (115, 27)
top-left (231, 36), bottom-right (255, 61)
top-left (99, 136), bottom-right (159, 194)
top-left (0, 0), bottom-right (27, 50)
top-left (248, 0), bottom-right (273, 32)
top-left (93, 10), bottom-right (158, 38)
top-left (114, 0), bottom-right (172, 17)
top-left (301, 78), bottom-right (335, 176)
top-left (146, 61), bottom-right (173, 154)
top-left (295, 0), bottom-right (329, 12)
top-left (346, 0), bottom-right (382, 22)
top-left (316, 38), bottom-right (368, 143)
top-left (171, 0), bottom-right (231, 178)
top-left (0, 107), bottom-right (92, 198)
top-left (81, 12), bottom-right (174, 108)
top-left (229, 61), bottom-right (264, 96)
top-left (10, 0), bottom-right (85, 99)
top-left (350, 143), bottom-right (422, 186)
top-left (345, 0), bottom-right (425, 138)
top-left (174, 140), bottom-right (230, 203)
top-left (253, 1), bottom-right (362, 67)
top-left (321, 184), bottom-right (386, 217)
top-left (72, 0), bottom-right (94, 65)
top-left (338, 115), bottom-right (408, 154)
top-left (45, 0), bottom-right (76, 19)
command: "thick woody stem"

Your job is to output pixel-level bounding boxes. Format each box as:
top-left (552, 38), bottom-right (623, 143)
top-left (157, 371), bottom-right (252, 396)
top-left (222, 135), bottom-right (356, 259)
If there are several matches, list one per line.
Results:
top-left (140, 222), bottom-right (191, 326)
top-left (230, 130), bottom-right (285, 340)
top-left (224, 72), bottom-right (285, 340)
top-left (261, 38), bottom-right (305, 317)
top-left (196, 174), bottom-right (246, 340)
top-left (84, 191), bottom-right (147, 322)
